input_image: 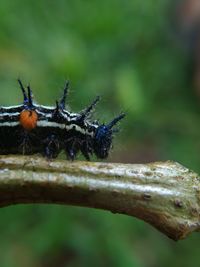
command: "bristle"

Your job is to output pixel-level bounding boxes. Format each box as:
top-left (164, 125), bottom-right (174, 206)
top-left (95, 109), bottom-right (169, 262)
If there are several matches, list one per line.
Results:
top-left (27, 85), bottom-right (33, 107)
top-left (18, 79), bottom-right (28, 103)
top-left (80, 96), bottom-right (100, 120)
top-left (59, 81), bottom-right (69, 109)
top-left (55, 100), bottom-right (60, 113)
top-left (107, 113), bottom-right (125, 129)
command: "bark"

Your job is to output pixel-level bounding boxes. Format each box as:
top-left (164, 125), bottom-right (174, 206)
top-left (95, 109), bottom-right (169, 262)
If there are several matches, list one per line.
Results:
top-left (0, 155), bottom-right (200, 241)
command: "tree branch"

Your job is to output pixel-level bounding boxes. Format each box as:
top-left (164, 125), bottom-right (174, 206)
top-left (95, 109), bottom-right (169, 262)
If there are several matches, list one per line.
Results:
top-left (0, 155), bottom-right (200, 241)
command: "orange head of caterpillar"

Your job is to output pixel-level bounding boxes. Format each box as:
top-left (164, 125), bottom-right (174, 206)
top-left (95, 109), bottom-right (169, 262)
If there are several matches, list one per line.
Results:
top-left (19, 109), bottom-right (38, 131)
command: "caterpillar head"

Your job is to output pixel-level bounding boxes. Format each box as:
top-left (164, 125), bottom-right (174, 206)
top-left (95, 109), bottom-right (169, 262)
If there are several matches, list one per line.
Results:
top-left (94, 113), bottom-right (125, 159)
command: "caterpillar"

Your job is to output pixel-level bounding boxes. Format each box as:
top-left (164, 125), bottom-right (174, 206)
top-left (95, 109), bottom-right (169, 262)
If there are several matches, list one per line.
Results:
top-left (0, 79), bottom-right (125, 160)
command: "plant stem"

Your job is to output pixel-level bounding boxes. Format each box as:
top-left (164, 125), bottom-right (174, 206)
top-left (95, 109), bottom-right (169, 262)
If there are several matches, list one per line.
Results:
top-left (0, 155), bottom-right (200, 241)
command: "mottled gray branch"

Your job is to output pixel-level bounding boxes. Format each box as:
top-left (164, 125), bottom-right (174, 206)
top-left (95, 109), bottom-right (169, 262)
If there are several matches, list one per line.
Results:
top-left (0, 155), bottom-right (200, 241)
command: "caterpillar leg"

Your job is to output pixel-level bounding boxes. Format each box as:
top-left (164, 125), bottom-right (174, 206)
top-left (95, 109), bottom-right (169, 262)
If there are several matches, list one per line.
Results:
top-left (19, 131), bottom-right (32, 155)
top-left (43, 134), bottom-right (60, 159)
top-left (65, 138), bottom-right (80, 160)
top-left (80, 139), bottom-right (93, 161)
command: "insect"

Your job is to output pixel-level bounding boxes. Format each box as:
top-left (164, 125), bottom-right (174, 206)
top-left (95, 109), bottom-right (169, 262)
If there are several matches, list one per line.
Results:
top-left (0, 79), bottom-right (125, 160)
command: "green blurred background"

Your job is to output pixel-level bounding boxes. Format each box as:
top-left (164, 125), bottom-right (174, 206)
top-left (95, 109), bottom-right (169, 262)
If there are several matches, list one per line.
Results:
top-left (0, 0), bottom-right (200, 266)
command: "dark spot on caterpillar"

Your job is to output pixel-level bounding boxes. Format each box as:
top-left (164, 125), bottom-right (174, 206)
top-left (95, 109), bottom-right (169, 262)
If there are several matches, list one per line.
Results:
top-left (0, 79), bottom-right (125, 160)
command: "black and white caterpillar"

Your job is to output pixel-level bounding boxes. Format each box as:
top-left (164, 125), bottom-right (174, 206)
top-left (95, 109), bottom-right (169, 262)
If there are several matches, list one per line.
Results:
top-left (0, 80), bottom-right (125, 160)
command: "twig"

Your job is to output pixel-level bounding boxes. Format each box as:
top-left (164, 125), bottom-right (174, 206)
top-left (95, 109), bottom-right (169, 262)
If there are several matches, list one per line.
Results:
top-left (0, 155), bottom-right (199, 241)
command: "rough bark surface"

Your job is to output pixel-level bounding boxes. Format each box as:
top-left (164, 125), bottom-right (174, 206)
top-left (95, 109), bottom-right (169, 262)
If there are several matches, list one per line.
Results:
top-left (0, 155), bottom-right (200, 241)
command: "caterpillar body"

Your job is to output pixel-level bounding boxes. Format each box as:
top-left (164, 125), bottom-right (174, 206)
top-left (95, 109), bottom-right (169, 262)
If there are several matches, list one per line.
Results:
top-left (0, 80), bottom-right (125, 160)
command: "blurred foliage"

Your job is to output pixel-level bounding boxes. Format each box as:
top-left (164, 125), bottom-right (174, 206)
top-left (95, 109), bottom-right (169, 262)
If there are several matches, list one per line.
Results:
top-left (0, 0), bottom-right (200, 266)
